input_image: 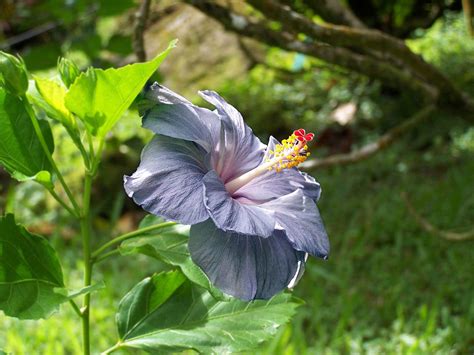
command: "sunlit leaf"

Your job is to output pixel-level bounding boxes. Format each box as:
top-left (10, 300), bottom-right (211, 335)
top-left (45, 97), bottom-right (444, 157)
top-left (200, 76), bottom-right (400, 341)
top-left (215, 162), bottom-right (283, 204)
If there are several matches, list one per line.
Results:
top-left (0, 89), bottom-right (54, 182)
top-left (120, 215), bottom-right (227, 300)
top-left (33, 76), bottom-right (76, 128)
top-left (113, 272), bottom-right (301, 353)
top-left (0, 214), bottom-right (67, 319)
top-left (65, 40), bottom-right (176, 137)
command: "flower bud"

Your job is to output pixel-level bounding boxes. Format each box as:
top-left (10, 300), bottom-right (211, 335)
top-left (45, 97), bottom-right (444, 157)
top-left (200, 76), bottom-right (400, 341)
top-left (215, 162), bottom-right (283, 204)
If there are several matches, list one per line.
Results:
top-left (57, 57), bottom-right (80, 88)
top-left (0, 51), bottom-right (29, 95)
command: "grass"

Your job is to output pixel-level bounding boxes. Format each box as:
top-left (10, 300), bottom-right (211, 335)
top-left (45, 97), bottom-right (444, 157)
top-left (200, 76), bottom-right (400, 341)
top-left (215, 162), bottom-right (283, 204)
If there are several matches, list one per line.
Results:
top-left (1, 126), bottom-right (473, 354)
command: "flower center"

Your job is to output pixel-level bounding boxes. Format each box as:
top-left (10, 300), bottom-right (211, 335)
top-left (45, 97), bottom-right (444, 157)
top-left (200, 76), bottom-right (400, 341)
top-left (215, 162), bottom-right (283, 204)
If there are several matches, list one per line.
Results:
top-left (225, 129), bottom-right (314, 195)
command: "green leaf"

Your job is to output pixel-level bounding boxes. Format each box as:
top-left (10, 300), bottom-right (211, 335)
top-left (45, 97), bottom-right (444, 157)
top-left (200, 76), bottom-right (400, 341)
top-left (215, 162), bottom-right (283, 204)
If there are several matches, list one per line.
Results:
top-left (0, 89), bottom-right (54, 181)
top-left (113, 273), bottom-right (301, 353)
top-left (33, 76), bottom-right (76, 128)
top-left (0, 214), bottom-right (67, 319)
top-left (68, 281), bottom-right (106, 299)
top-left (65, 40), bottom-right (176, 136)
top-left (11, 170), bottom-right (54, 190)
top-left (117, 271), bottom-right (186, 339)
top-left (120, 215), bottom-right (227, 300)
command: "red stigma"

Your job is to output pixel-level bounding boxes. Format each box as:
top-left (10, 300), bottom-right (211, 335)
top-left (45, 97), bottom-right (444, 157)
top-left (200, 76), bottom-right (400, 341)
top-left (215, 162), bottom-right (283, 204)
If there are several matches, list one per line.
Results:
top-left (293, 128), bottom-right (315, 143)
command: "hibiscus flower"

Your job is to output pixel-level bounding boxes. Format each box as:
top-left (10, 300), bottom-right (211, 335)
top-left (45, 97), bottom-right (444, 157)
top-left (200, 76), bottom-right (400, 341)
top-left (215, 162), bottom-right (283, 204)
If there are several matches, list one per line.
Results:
top-left (124, 84), bottom-right (329, 300)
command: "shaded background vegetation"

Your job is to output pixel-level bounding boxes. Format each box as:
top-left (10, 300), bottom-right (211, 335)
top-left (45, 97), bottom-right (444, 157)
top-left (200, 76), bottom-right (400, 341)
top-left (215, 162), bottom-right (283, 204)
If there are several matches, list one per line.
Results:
top-left (1, 0), bottom-right (473, 353)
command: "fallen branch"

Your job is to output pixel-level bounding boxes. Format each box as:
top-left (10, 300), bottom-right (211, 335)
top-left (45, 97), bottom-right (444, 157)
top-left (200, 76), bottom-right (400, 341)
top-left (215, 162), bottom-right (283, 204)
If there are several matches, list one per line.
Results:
top-left (301, 105), bottom-right (436, 169)
top-left (401, 192), bottom-right (474, 241)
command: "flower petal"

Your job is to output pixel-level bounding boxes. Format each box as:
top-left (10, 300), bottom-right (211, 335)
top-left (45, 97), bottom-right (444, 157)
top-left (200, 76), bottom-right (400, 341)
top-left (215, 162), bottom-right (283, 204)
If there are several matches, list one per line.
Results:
top-left (202, 170), bottom-right (275, 237)
top-left (142, 84), bottom-right (220, 152)
top-left (199, 90), bottom-right (265, 182)
top-left (261, 189), bottom-right (330, 259)
top-left (233, 136), bottom-right (321, 203)
top-left (189, 220), bottom-right (302, 300)
top-left (124, 135), bottom-right (210, 225)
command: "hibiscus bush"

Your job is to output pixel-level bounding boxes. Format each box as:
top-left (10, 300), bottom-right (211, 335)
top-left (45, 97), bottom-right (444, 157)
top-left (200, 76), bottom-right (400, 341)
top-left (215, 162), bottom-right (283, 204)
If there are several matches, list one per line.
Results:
top-left (0, 40), bottom-right (329, 354)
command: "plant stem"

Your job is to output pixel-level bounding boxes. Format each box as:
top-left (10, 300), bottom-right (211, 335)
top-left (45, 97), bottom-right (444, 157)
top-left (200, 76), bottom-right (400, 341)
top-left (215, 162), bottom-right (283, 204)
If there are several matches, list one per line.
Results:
top-left (93, 249), bottom-right (120, 265)
top-left (81, 172), bottom-right (93, 355)
top-left (47, 187), bottom-right (79, 218)
top-left (101, 342), bottom-right (122, 355)
top-left (69, 299), bottom-right (82, 317)
top-left (21, 95), bottom-right (81, 214)
top-left (65, 125), bottom-right (90, 169)
top-left (91, 221), bottom-right (177, 260)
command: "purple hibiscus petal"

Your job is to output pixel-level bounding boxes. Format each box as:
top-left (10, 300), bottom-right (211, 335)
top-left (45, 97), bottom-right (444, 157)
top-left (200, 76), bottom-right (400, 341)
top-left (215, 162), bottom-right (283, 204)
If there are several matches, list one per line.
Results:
top-left (233, 136), bottom-right (321, 203)
top-left (124, 135), bottom-right (210, 225)
top-left (202, 170), bottom-right (275, 237)
top-left (199, 90), bottom-right (266, 182)
top-left (261, 189), bottom-right (330, 259)
top-left (189, 219), bottom-right (303, 300)
top-left (142, 84), bottom-right (221, 152)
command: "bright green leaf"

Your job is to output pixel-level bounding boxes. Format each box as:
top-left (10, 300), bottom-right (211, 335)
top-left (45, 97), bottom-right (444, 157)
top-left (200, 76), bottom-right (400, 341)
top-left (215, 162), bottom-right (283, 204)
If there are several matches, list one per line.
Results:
top-left (33, 76), bottom-right (76, 128)
top-left (113, 273), bottom-right (301, 353)
top-left (65, 40), bottom-right (176, 136)
top-left (0, 89), bottom-right (54, 181)
top-left (120, 215), bottom-right (227, 300)
top-left (0, 214), bottom-right (67, 319)
top-left (11, 170), bottom-right (53, 190)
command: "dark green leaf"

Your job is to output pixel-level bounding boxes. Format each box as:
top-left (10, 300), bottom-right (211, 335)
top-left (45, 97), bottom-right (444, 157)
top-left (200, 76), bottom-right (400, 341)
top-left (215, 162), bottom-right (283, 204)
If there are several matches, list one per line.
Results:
top-left (117, 271), bottom-right (186, 339)
top-left (65, 40), bottom-right (176, 137)
top-left (0, 89), bottom-right (54, 181)
top-left (114, 273), bottom-right (301, 353)
top-left (0, 214), bottom-right (67, 319)
top-left (120, 215), bottom-right (226, 300)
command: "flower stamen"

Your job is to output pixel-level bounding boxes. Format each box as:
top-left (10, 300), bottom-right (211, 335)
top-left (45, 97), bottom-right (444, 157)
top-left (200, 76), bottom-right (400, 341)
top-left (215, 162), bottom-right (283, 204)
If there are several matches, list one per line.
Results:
top-left (225, 129), bottom-right (315, 195)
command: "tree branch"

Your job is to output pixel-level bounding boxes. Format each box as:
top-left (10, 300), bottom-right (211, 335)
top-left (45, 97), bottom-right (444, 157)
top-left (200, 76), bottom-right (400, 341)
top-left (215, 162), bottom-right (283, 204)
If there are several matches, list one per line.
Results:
top-left (462, 0), bottom-right (474, 37)
top-left (301, 105), bottom-right (436, 169)
top-left (301, 0), bottom-right (366, 29)
top-left (133, 0), bottom-right (152, 62)
top-left (401, 192), bottom-right (474, 241)
top-left (249, 1), bottom-right (472, 109)
top-left (184, 0), bottom-right (438, 102)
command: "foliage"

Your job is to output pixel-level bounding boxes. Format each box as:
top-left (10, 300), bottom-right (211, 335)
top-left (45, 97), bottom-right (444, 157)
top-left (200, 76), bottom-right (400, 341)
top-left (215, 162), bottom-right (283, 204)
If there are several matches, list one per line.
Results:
top-left (113, 271), bottom-right (300, 354)
top-left (65, 40), bottom-right (175, 136)
top-left (0, 89), bottom-right (54, 183)
top-left (408, 12), bottom-right (474, 94)
top-left (1, 0), bottom-right (137, 71)
top-left (0, 39), bottom-right (300, 354)
top-left (0, 214), bottom-right (66, 319)
top-left (120, 215), bottom-right (227, 300)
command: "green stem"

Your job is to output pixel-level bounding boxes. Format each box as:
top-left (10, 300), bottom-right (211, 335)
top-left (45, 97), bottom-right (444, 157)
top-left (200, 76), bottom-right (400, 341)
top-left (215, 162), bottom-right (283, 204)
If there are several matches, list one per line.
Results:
top-left (90, 138), bottom-right (105, 176)
top-left (91, 221), bottom-right (177, 260)
top-left (86, 131), bottom-right (95, 159)
top-left (65, 125), bottom-right (91, 169)
top-left (101, 342), bottom-right (122, 355)
top-left (93, 249), bottom-right (120, 265)
top-left (81, 172), bottom-right (93, 355)
top-left (69, 299), bottom-right (82, 318)
top-left (21, 95), bottom-right (81, 214)
top-left (47, 187), bottom-right (79, 218)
